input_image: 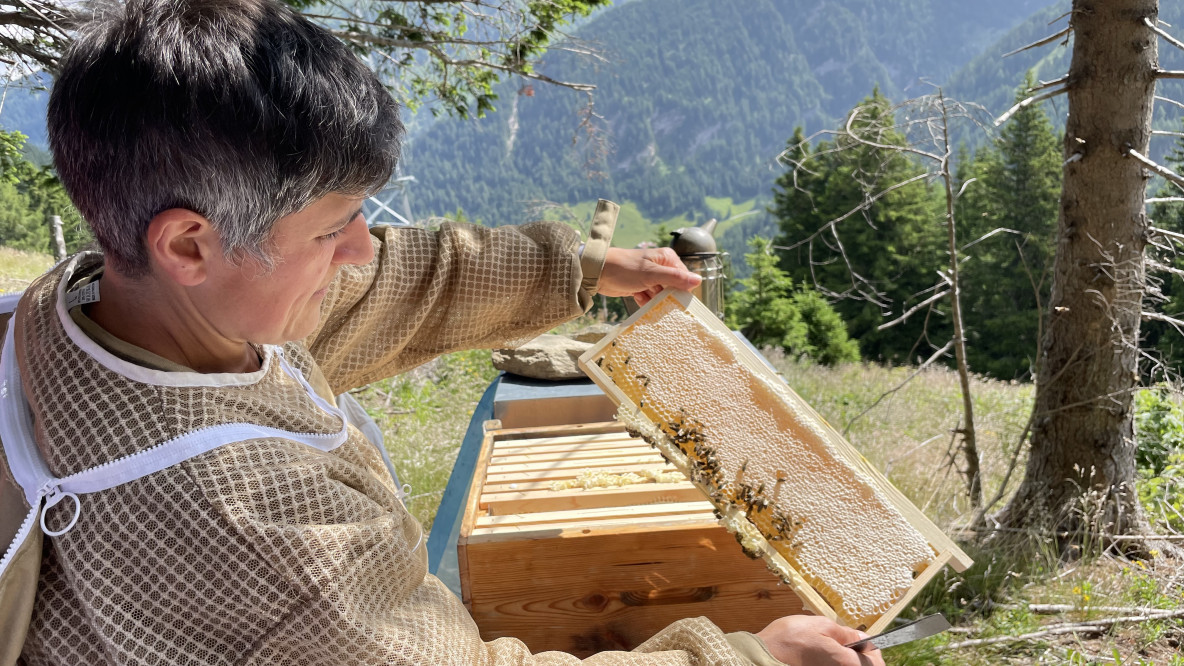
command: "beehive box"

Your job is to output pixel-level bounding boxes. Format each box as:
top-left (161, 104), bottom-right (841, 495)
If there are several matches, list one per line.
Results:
top-left (577, 290), bottom-right (973, 633)
top-left (457, 420), bottom-right (807, 655)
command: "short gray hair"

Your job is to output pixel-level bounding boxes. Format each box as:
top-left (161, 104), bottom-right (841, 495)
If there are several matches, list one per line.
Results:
top-left (48, 0), bottom-right (403, 276)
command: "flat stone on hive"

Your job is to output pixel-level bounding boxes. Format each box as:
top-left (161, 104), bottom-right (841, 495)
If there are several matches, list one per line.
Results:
top-left (493, 334), bottom-right (592, 380)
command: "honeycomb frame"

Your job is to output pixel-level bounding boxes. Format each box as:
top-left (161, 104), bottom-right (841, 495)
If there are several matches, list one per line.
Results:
top-left (578, 290), bottom-right (972, 633)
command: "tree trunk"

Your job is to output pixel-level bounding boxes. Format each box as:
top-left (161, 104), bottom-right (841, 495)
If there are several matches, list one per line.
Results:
top-left (51, 215), bottom-right (67, 262)
top-left (996, 0), bottom-right (1162, 551)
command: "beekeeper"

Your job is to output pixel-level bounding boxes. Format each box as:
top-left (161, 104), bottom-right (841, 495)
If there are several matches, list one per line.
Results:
top-left (0, 1), bottom-right (883, 664)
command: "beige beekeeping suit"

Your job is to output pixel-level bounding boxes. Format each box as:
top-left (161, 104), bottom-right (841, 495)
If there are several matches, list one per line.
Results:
top-left (0, 208), bottom-right (777, 665)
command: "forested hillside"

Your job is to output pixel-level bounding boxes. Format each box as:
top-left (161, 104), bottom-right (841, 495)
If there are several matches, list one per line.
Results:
top-left (5, 0), bottom-right (1183, 281)
top-left (947, 0), bottom-right (1184, 147)
top-left (402, 0), bottom-right (1053, 232)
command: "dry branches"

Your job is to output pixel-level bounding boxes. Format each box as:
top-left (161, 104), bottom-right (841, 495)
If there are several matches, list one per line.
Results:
top-left (1156, 95), bottom-right (1184, 111)
top-left (0, 0), bottom-right (74, 75)
top-left (1145, 16), bottom-right (1184, 52)
top-left (1002, 26), bottom-right (1072, 58)
top-left (995, 86), bottom-right (1069, 126)
top-left (878, 289), bottom-right (950, 331)
top-left (1128, 148), bottom-right (1184, 191)
top-left (942, 608), bottom-right (1184, 651)
top-left (773, 90), bottom-right (995, 508)
top-left (1027, 75), bottom-right (1069, 93)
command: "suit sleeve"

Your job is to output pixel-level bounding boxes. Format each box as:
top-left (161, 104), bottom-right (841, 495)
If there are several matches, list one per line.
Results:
top-left (305, 201), bottom-right (618, 393)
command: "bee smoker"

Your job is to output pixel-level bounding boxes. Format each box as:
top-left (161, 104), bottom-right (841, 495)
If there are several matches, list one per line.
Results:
top-left (668, 218), bottom-right (728, 320)
top-left (623, 219), bottom-right (728, 320)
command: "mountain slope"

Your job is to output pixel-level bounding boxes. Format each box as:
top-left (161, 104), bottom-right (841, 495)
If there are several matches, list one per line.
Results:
top-left (403, 0), bottom-right (1056, 229)
top-left (947, 0), bottom-right (1184, 156)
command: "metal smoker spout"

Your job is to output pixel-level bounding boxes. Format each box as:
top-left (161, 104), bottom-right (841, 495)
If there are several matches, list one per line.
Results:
top-left (668, 219), bottom-right (727, 320)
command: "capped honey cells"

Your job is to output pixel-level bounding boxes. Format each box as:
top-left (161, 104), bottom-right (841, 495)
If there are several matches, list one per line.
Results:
top-left (585, 295), bottom-right (938, 629)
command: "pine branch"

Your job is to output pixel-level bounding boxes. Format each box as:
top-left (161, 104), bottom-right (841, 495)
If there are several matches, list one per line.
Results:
top-left (1002, 26), bottom-right (1072, 58)
top-left (0, 31), bottom-right (59, 71)
top-left (961, 227), bottom-right (1022, 251)
top-left (1158, 70), bottom-right (1184, 80)
top-left (1048, 10), bottom-right (1072, 26)
top-left (1143, 311), bottom-right (1184, 332)
top-left (1028, 75), bottom-right (1069, 93)
top-left (1148, 225), bottom-right (1184, 243)
top-left (332, 30), bottom-right (597, 93)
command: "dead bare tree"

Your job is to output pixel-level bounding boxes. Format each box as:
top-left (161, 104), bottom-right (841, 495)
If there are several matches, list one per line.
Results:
top-left (774, 90), bottom-right (997, 510)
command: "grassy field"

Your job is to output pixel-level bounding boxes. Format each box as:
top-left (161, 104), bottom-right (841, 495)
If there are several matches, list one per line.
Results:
top-left (0, 247), bottom-right (53, 293)
top-left (352, 321), bottom-right (1180, 665)
top-left (350, 349), bottom-right (500, 530)
top-left (767, 352), bottom-right (1183, 665)
top-left (4, 248), bottom-right (1180, 664)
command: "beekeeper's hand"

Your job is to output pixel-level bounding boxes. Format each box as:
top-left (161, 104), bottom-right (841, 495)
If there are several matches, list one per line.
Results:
top-left (597, 247), bottom-right (701, 306)
top-left (756, 615), bottom-right (886, 666)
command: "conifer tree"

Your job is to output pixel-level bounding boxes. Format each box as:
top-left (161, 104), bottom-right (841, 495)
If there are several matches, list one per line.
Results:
top-left (726, 236), bottom-right (858, 366)
top-left (772, 91), bottom-right (944, 363)
top-left (959, 72), bottom-right (1061, 379)
top-left (996, 0), bottom-right (1166, 550)
top-left (1145, 130), bottom-right (1184, 370)
top-left (0, 128), bottom-right (89, 254)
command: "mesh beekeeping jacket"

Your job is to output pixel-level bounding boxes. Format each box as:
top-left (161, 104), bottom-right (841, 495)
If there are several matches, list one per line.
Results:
top-left (12, 217), bottom-right (754, 665)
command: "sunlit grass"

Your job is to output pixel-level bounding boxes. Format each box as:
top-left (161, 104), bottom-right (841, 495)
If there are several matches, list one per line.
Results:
top-left (351, 348), bottom-right (499, 532)
top-left (0, 247), bottom-right (53, 294)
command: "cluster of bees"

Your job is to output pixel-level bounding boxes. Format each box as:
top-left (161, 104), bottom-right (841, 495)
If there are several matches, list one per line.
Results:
top-left (662, 413), bottom-right (805, 557)
top-left (599, 346), bottom-right (805, 560)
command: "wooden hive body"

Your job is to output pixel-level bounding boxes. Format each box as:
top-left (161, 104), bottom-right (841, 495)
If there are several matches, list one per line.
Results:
top-left (457, 421), bottom-right (806, 656)
top-left (576, 290), bottom-right (973, 633)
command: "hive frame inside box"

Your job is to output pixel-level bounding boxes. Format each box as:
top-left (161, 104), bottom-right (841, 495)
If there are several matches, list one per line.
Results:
top-left (577, 289), bottom-right (972, 634)
top-left (456, 420), bottom-right (808, 655)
